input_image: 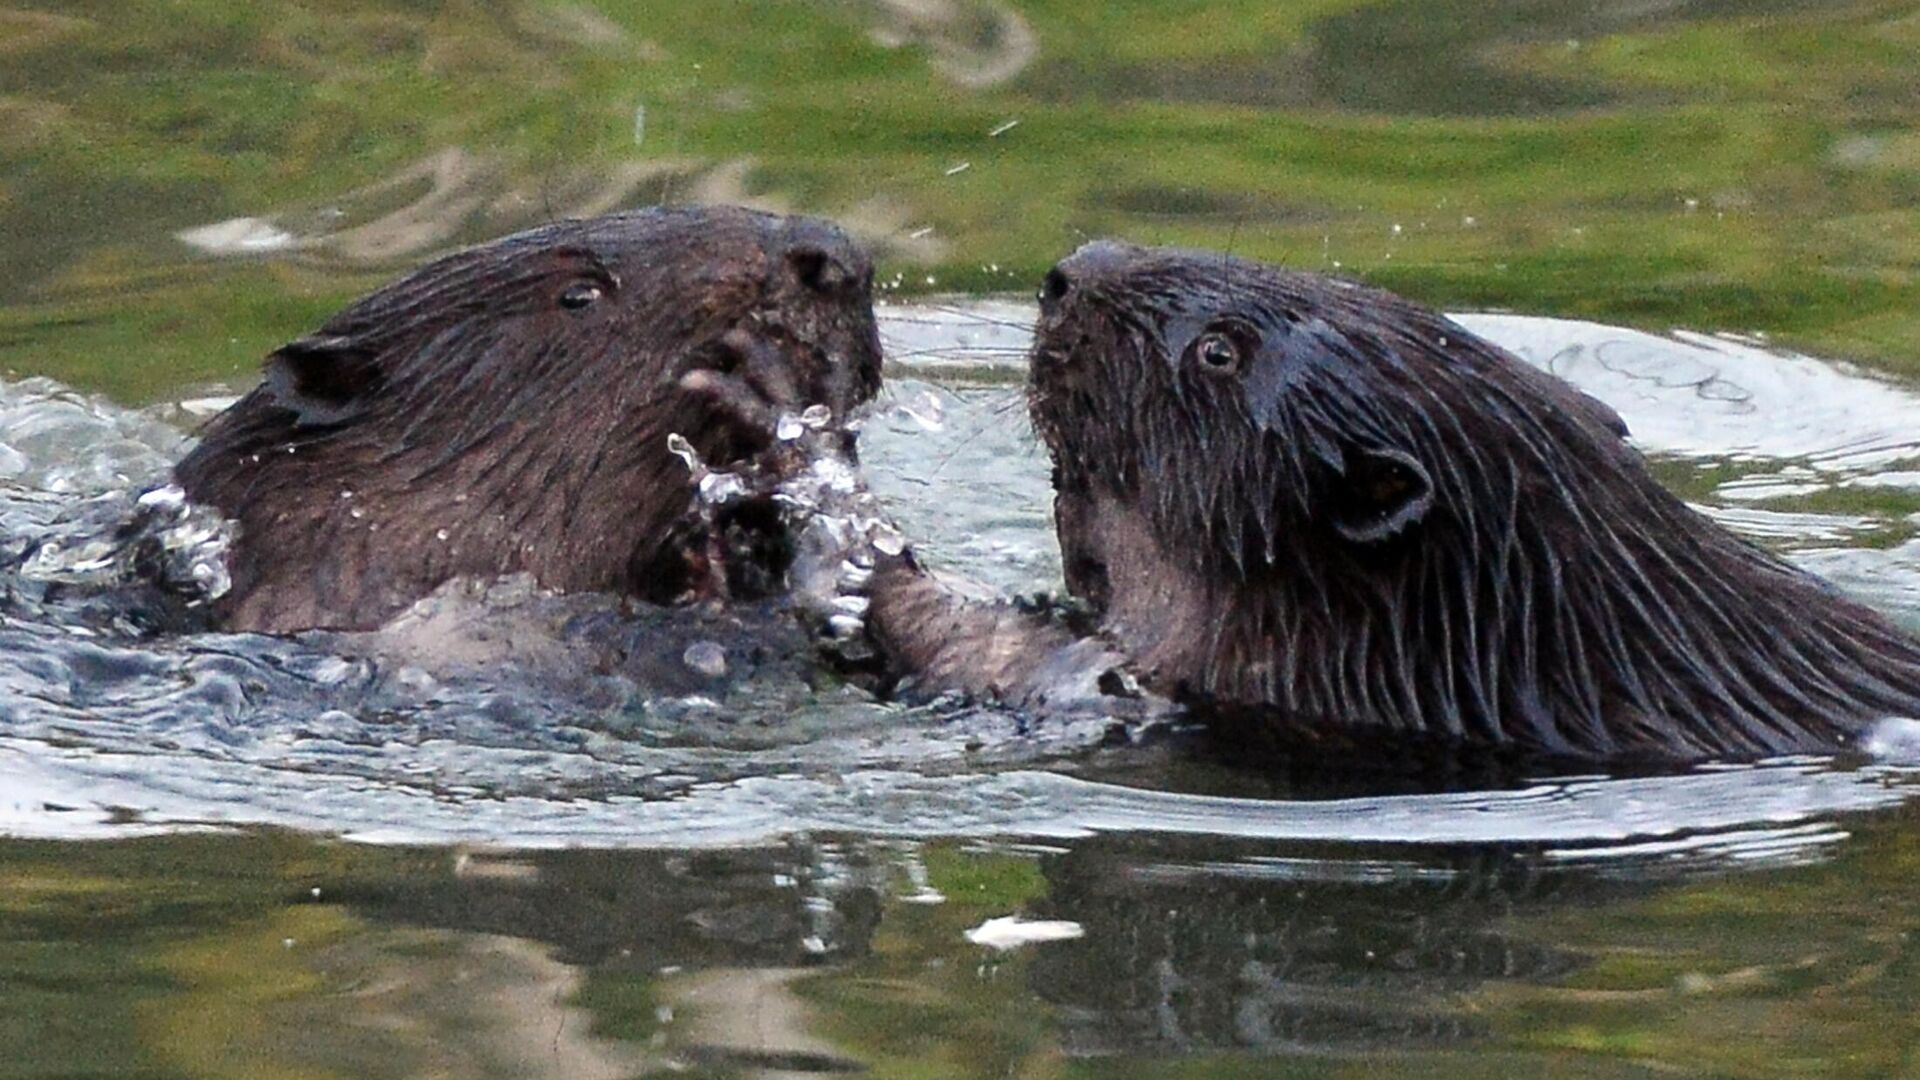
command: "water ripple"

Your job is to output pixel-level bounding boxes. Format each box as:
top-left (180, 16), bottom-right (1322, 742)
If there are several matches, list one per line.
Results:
top-left (2, 307), bottom-right (1919, 868)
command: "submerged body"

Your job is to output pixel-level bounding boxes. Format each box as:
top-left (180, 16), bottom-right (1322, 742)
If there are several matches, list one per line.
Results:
top-left (176, 206), bottom-right (881, 633)
top-left (869, 244), bottom-right (1920, 764)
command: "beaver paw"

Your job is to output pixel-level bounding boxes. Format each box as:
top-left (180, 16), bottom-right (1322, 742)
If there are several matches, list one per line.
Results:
top-left (662, 398), bottom-right (884, 621)
top-left (677, 327), bottom-right (856, 458)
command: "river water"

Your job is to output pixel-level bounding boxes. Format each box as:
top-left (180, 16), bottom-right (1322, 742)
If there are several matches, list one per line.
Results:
top-left (10, 0), bottom-right (1920, 1073)
top-left (5, 300), bottom-right (1920, 1076)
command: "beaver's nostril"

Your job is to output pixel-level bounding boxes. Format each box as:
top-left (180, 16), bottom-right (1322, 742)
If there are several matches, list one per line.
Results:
top-left (787, 246), bottom-right (851, 295)
top-left (1039, 267), bottom-right (1071, 307)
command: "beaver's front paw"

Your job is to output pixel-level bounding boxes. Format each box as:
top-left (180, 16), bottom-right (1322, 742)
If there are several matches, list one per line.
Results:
top-left (664, 326), bottom-right (871, 607)
top-left (678, 327), bottom-right (856, 465)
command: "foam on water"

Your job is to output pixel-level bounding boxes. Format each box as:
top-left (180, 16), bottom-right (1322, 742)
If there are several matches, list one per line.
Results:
top-left (6, 738), bottom-right (1914, 853)
top-left (2, 305), bottom-right (1919, 866)
top-left (0, 376), bottom-right (185, 492)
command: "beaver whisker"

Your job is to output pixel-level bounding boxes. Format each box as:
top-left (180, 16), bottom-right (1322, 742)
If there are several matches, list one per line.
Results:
top-left (914, 304), bottom-right (1039, 333)
top-left (982, 388), bottom-right (1030, 418)
top-left (877, 344), bottom-right (1032, 362)
top-left (924, 397), bottom-right (1046, 481)
top-left (876, 309), bottom-right (1033, 330)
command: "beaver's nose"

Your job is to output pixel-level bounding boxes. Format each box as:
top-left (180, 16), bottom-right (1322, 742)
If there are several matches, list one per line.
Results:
top-left (1039, 241), bottom-right (1144, 313)
top-left (780, 220), bottom-right (871, 297)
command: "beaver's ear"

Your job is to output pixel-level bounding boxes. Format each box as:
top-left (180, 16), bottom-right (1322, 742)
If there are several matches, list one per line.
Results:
top-left (1328, 446), bottom-right (1433, 543)
top-left (263, 334), bottom-right (384, 427)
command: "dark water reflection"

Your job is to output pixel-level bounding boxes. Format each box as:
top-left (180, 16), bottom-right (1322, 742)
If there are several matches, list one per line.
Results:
top-left (10, 809), bottom-right (1920, 1077)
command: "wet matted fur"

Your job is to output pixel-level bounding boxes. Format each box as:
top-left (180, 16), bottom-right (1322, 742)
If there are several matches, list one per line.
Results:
top-left (1014, 242), bottom-right (1920, 762)
top-left (871, 239), bottom-right (1920, 760)
top-left (177, 206), bottom-right (880, 632)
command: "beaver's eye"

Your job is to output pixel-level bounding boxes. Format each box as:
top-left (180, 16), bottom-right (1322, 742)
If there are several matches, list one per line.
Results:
top-left (1189, 332), bottom-right (1241, 374)
top-left (559, 283), bottom-right (603, 310)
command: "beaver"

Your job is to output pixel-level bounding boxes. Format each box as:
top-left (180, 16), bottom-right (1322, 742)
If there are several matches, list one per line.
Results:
top-left (866, 243), bottom-right (1920, 764)
top-left (175, 206), bottom-right (881, 633)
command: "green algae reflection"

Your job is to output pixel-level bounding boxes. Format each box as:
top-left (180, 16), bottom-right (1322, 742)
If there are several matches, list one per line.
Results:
top-left (9, 822), bottom-right (1920, 1077)
top-left (2, 0), bottom-right (1919, 402)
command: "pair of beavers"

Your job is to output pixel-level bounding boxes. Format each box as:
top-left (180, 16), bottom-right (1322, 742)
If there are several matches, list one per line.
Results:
top-left (174, 205), bottom-right (1920, 766)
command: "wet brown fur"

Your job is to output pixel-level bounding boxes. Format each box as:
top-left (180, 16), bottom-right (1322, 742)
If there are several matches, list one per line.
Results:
top-left (176, 206), bottom-right (880, 632)
top-left (1019, 242), bottom-right (1920, 762)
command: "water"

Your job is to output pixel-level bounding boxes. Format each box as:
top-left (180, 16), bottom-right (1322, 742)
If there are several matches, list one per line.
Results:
top-left (8, 304), bottom-right (1920, 852)
top-left (9, 0), bottom-right (1920, 1074)
top-left (5, 299), bottom-right (1920, 1074)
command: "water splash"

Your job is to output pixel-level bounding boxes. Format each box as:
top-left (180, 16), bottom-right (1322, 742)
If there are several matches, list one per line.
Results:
top-left (0, 306), bottom-right (1916, 869)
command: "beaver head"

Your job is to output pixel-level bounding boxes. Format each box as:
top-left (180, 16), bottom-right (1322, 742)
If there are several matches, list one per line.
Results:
top-left (1029, 242), bottom-right (1920, 762)
top-left (177, 205), bottom-right (881, 633)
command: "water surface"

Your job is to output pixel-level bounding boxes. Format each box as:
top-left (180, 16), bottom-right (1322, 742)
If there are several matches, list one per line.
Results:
top-left (8, 0), bottom-right (1920, 1074)
top-left (7, 301), bottom-right (1920, 1075)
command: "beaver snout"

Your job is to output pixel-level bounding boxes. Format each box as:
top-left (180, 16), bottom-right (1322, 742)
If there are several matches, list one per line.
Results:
top-left (754, 216), bottom-right (882, 412)
top-left (1040, 241), bottom-right (1149, 311)
top-left (775, 218), bottom-right (872, 298)
top-left (784, 243), bottom-right (867, 299)
top-left (1033, 242), bottom-right (1155, 377)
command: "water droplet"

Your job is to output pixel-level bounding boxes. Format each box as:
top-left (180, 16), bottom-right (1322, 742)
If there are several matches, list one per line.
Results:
top-left (871, 525), bottom-right (906, 557)
top-left (667, 433), bottom-right (702, 471)
top-left (698, 471), bottom-right (746, 503)
top-left (682, 641), bottom-right (728, 679)
top-left (137, 485), bottom-right (185, 509)
top-left (900, 392), bottom-right (948, 432)
top-left (838, 561), bottom-right (873, 590)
